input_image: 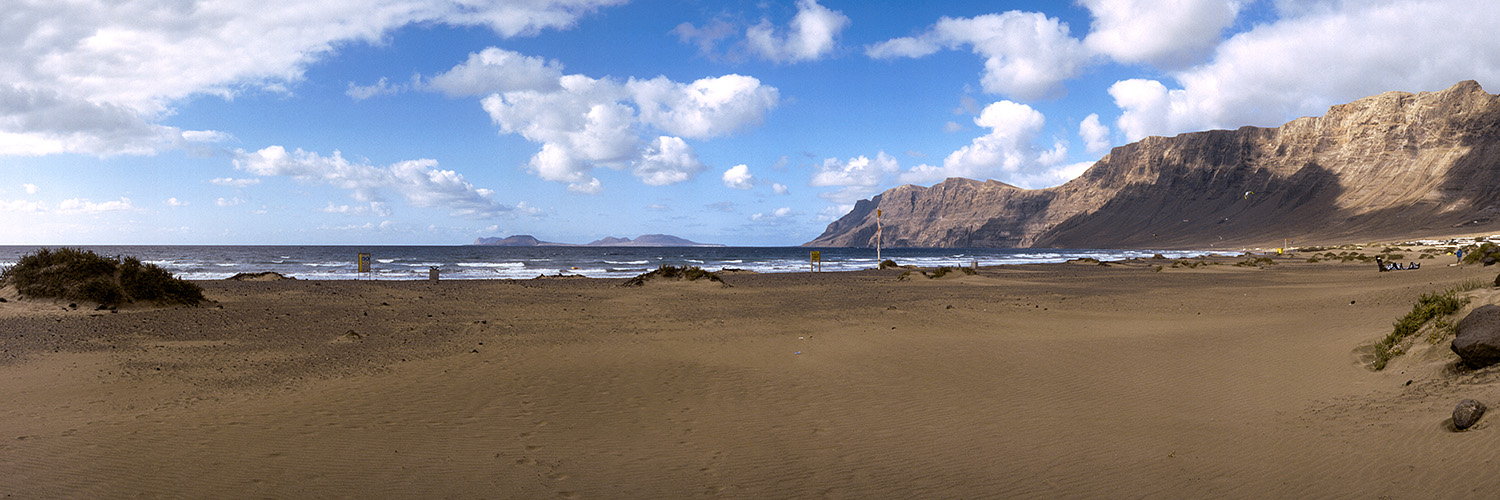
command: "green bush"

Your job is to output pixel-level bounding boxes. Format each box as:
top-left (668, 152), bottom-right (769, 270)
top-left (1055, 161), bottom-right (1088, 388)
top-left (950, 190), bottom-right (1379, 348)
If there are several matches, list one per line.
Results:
top-left (621, 265), bottom-right (725, 287)
top-left (1462, 242), bottom-right (1500, 265)
top-left (929, 266), bottom-right (976, 278)
top-left (0, 248), bottom-right (204, 306)
top-left (1234, 256), bottom-right (1276, 267)
top-left (1371, 283), bottom-right (1480, 370)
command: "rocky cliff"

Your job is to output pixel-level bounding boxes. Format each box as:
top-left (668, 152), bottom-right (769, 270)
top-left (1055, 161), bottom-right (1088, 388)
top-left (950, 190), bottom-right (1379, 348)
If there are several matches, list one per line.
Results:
top-left (807, 81), bottom-right (1500, 249)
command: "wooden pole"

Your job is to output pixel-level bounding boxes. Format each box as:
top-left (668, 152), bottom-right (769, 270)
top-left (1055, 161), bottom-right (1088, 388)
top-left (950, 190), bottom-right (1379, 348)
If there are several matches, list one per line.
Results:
top-left (876, 209), bottom-right (883, 262)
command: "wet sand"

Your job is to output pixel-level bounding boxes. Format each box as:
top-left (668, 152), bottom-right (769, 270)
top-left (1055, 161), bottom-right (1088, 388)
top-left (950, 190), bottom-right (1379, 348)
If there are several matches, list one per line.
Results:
top-left (5, 255), bottom-right (1500, 498)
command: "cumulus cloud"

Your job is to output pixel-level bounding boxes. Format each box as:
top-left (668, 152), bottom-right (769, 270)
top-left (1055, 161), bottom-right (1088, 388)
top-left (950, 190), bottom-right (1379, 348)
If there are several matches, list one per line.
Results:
top-left (0, 199), bottom-right (46, 212)
top-left (164, 197), bottom-right (188, 207)
top-left (811, 151), bottom-right (900, 203)
top-left (210, 177), bottom-right (261, 188)
top-left (866, 11), bottom-right (1089, 100)
top-left (628, 75), bottom-right (780, 138)
top-left (233, 145), bottom-right (511, 218)
top-left (772, 183), bottom-right (789, 195)
top-left (751, 206), bottom-right (795, 221)
top-left (1, 0), bottom-right (624, 157)
top-left (215, 197), bottom-right (246, 207)
top-left (745, 0), bottom-right (851, 63)
top-left (477, 64), bottom-right (779, 192)
top-left (1079, 113), bottom-right (1111, 153)
top-left (58, 197), bottom-right (135, 214)
top-left (322, 201), bottom-right (393, 217)
top-left (722, 164), bottom-right (756, 190)
top-left (634, 136), bottom-right (705, 186)
top-left (900, 101), bottom-right (1071, 188)
top-left (22, 183), bottom-right (39, 194)
top-left (424, 48), bottom-right (564, 97)
top-left (1108, 0), bottom-right (1500, 141)
top-left (1080, 0), bottom-right (1243, 68)
top-left (346, 76), bottom-right (409, 100)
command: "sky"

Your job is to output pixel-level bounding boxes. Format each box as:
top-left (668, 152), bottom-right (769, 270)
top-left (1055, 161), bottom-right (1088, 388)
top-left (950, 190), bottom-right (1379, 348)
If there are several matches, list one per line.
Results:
top-left (3, 0), bottom-right (1499, 246)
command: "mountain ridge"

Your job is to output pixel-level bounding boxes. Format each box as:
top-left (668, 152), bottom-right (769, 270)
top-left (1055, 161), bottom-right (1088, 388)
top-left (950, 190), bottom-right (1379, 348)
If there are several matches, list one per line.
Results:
top-left (807, 81), bottom-right (1500, 249)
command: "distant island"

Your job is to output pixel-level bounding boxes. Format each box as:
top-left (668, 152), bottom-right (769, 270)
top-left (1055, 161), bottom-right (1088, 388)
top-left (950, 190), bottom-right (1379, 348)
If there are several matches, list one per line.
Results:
top-left (471, 234), bottom-right (724, 247)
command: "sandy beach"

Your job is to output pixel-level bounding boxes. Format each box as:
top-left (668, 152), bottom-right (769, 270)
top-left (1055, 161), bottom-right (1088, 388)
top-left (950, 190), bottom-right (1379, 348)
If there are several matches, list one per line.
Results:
top-left (6, 253), bottom-right (1500, 498)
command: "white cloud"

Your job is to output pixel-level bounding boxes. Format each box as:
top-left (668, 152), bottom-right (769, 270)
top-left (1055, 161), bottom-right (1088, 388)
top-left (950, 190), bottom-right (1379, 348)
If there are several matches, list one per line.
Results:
top-left (1, 0), bottom-right (625, 157)
top-left (1109, 0), bottom-right (1500, 141)
top-left (1079, 113), bottom-right (1111, 153)
top-left (22, 183), bottom-right (39, 194)
top-left (1080, 0), bottom-right (1244, 68)
top-left (164, 197), bottom-right (188, 207)
top-left (216, 197), bottom-right (246, 207)
top-left (233, 145), bottom-right (512, 218)
top-left (900, 101), bottom-right (1070, 188)
top-left (817, 204), bottom-right (853, 222)
top-left (0, 200), bottom-right (46, 212)
top-left (424, 48), bottom-right (564, 97)
top-left (866, 11), bottom-right (1089, 100)
top-left (746, 0), bottom-right (851, 63)
top-left (772, 183), bottom-right (789, 195)
top-left (811, 151), bottom-right (901, 203)
top-left (811, 151), bottom-right (900, 188)
top-left (943, 121), bottom-right (965, 133)
top-left (346, 77), bottom-right (406, 100)
top-left (477, 62), bottom-right (779, 192)
top-left (58, 197), bottom-right (134, 214)
top-left (634, 136), bottom-right (705, 186)
top-left (210, 177), bottom-right (261, 188)
top-left (672, 19), bottom-right (738, 58)
top-left (322, 201), bottom-right (392, 217)
top-left (722, 164), bottom-right (756, 190)
top-left (628, 74), bottom-right (779, 139)
top-left (751, 207), bottom-right (795, 221)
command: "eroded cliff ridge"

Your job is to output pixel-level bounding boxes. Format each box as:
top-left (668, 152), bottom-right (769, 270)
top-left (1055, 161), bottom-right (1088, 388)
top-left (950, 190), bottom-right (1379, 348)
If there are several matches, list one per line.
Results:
top-left (806, 81), bottom-right (1500, 248)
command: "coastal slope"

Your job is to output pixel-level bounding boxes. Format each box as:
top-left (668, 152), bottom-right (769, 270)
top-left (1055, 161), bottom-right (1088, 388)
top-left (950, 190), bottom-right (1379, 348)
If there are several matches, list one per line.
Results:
top-left (807, 81), bottom-right (1500, 248)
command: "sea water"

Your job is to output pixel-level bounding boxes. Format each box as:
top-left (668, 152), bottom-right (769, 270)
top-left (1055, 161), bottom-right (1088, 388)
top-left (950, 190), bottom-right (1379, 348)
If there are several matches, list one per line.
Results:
top-left (0, 246), bottom-right (1209, 280)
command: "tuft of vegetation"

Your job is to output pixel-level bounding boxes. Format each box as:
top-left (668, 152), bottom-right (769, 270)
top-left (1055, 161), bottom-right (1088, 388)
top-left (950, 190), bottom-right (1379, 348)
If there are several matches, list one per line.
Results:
top-left (878, 259), bottom-right (900, 269)
top-left (1233, 256), bottom-right (1277, 267)
top-left (929, 266), bottom-right (976, 279)
top-left (620, 265), bottom-right (726, 287)
top-left (1461, 242), bottom-right (1500, 266)
top-left (1370, 280), bottom-right (1485, 370)
top-left (1171, 259), bottom-right (1215, 269)
top-left (0, 248), bottom-right (204, 306)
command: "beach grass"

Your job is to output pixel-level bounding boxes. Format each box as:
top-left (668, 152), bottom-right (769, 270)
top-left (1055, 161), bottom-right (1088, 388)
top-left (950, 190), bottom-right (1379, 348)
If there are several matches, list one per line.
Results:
top-left (1370, 279), bottom-right (1485, 370)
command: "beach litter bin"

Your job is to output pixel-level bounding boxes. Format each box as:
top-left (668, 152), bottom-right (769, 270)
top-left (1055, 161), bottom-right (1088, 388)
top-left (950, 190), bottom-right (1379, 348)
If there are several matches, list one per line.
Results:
top-left (429, 266), bottom-right (439, 282)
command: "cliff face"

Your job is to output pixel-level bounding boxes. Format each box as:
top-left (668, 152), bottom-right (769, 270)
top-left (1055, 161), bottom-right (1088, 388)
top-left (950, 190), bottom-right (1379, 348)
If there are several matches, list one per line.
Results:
top-left (806, 81), bottom-right (1500, 248)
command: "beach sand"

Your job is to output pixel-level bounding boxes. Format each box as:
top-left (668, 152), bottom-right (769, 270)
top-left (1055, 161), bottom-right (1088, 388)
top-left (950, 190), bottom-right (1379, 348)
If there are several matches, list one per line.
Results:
top-left (6, 254), bottom-right (1500, 498)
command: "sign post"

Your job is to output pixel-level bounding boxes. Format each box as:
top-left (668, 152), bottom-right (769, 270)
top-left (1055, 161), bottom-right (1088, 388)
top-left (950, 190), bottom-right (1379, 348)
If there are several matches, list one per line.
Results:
top-left (876, 209), bottom-right (883, 262)
top-left (810, 251), bottom-right (821, 273)
top-left (357, 252), bottom-right (371, 279)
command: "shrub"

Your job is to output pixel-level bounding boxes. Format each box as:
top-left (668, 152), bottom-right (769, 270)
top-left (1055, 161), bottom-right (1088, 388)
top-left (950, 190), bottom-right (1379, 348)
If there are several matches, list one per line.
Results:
top-left (1461, 242), bottom-right (1500, 265)
top-left (0, 248), bottom-right (204, 306)
top-left (929, 266), bottom-right (976, 278)
top-left (1370, 282), bottom-right (1481, 370)
top-left (879, 259), bottom-right (899, 269)
top-left (621, 265), bottom-right (725, 287)
top-left (1234, 256), bottom-right (1277, 267)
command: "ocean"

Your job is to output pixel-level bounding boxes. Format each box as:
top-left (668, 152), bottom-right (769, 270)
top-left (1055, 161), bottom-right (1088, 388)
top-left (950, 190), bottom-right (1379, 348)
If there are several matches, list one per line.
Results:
top-left (0, 246), bottom-right (1208, 280)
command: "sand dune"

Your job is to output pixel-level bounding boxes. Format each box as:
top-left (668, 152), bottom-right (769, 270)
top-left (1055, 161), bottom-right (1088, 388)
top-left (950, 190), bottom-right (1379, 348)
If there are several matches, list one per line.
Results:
top-left (5, 256), bottom-right (1500, 498)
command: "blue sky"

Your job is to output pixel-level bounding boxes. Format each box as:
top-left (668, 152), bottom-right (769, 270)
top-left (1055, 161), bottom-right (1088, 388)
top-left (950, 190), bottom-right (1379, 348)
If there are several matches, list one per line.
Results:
top-left (3, 0), bottom-right (1497, 245)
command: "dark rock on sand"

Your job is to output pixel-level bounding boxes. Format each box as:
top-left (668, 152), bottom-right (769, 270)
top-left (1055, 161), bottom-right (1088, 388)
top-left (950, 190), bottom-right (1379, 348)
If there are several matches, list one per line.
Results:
top-left (1454, 399), bottom-right (1487, 430)
top-left (1452, 305), bottom-right (1500, 367)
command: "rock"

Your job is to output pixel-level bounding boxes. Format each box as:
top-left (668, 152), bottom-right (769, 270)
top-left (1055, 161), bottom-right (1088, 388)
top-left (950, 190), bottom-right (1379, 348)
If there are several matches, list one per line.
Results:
top-left (806, 81), bottom-right (1500, 249)
top-left (1452, 305), bottom-right (1500, 367)
top-left (1454, 399), bottom-right (1487, 430)
top-left (1493, 273), bottom-right (1500, 287)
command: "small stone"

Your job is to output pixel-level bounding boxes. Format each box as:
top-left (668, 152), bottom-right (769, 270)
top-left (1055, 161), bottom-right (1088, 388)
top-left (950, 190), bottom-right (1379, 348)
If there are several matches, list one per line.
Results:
top-left (1454, 399), bottom-right (1487, 430)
